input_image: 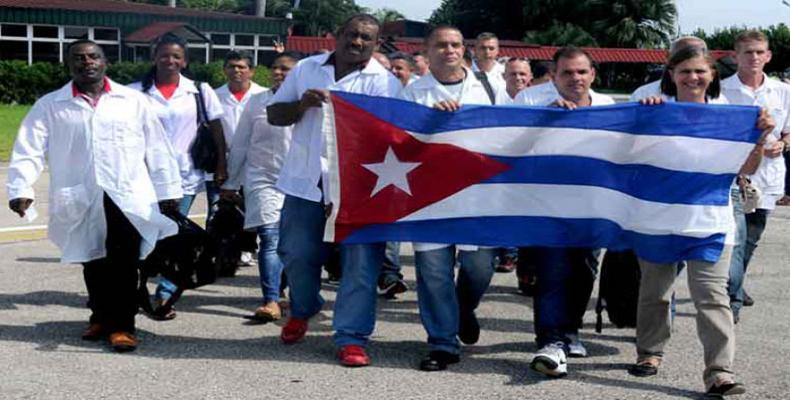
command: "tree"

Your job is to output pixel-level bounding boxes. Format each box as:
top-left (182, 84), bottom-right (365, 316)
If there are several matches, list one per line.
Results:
top-left (589, 0), bottom-right (677, 48)
top-left (372, 8), bottom-right (406, 24)
top-left (292, 0), bottom-right (365, 36)
top-left (429, 0), bottom-right (529, 40)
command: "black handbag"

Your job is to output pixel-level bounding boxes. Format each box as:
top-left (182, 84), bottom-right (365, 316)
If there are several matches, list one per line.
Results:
top-left (189, 82), bottom-right (218, 172)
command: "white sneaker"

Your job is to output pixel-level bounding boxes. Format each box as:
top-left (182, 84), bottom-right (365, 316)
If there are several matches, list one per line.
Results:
top-left (567, 334), bottom-right (588, 358)
top-left (239, 252), bottom-right (255, 266)
top-left (530, 342), bottom-right (568, 378)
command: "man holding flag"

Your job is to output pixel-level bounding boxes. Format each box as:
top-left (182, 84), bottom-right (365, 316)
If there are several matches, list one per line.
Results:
top-left (514, 47), bottom-right (615, 377)
top-left (265, 14), bottom-right (400, 369)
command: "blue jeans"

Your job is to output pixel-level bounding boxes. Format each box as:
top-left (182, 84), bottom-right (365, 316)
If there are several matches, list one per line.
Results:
top-left (155, 193), bottom-right (198, 301)
top-left (414, 246), bottom-right (496, 354)
top-left (333, 243), bottom-right (386, 348)
top-left (533, 247), bottom-right (599, 348)
top-left (258, 223), bottom-right (283, 303)
top-left (743, 209), bottom-right (768, 272)
top-left (727, 187), bottom-right (748, 313)
top-left (277, 195), bottom-right (328, 320)
top-left (380, 241), bottom-right (403, 281)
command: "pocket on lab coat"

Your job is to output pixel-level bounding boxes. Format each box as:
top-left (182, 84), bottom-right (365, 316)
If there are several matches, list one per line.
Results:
top-left (52, 184), bottom-right (92, 224)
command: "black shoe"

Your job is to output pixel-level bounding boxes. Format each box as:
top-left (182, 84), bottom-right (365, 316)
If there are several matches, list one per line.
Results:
top-left (627, 362), bottom-right (658, 377)
top-left (458, 311), bottom-right (480, 345)
top-left (377, 276), bottom-right (408, 298)
top-left (705, 381), bottom-right (746, 397)
top-left (743, 292), bottom-right (754, 307)
top-left (419, 351), bottom-right (460, 371)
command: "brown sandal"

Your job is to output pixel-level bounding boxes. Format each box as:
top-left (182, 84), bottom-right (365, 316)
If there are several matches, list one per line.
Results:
top-left (628, 357), bottom-right (661, 377)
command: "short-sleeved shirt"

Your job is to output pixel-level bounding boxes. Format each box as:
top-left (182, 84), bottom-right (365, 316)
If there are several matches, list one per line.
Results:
top-left (515, 82), bottom-right (615, 106)
top-left (630, 80), bottom-right (662, 102)
top-left (129, 75), bottom-right (224, 195)
top-left (722, 74), bottom-right (790, 208)
top-left (273, 53), bottom-right (402, 202)
top-left (401, 68), bottom-right (494, 252)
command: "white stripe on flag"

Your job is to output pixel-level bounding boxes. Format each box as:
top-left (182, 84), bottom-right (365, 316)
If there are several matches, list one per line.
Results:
top-left (408, 127), bottom-right (754, 174)
top-left (400, 183), bottom-right (733, 239)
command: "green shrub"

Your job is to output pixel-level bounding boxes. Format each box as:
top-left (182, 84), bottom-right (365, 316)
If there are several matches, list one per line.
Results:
top-left (0, 61), bottom-right (273, 105)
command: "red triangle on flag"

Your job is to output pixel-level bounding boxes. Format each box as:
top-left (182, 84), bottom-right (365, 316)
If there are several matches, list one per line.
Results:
top-left (330, 95), bottom-right (510, 241)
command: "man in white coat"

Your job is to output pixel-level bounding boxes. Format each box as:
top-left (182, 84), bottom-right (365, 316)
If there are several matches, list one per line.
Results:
top-left (221, 51), bottom-right (302, 322)
top-left (6, 40), bottom-right (183, 352)
top-left (400, 25), bottom-right (497, 372)
top-left (211, 51), bottom-right (267, 223)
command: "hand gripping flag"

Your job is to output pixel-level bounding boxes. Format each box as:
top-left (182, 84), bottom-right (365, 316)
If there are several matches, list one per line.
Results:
top-left (323, 91), bottom-right (761, 263)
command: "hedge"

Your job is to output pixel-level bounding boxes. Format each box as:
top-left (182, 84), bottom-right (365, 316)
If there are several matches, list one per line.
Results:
top-left (0, 61), bottom-right (272, 105)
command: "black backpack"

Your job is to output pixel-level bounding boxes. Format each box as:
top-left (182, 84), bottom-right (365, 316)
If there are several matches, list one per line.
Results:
top-left (595, 249), bottom-right (641, 332)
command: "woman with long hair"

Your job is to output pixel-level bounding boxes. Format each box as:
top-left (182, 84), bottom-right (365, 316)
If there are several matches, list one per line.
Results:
top-left (129, 33), bottom-right (228, 318)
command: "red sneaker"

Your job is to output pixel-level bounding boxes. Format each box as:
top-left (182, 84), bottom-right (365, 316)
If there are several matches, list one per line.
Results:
top-left (337, 345), bottom-right (370, 367)
top-left (280, 318), bottom-right (308, 344)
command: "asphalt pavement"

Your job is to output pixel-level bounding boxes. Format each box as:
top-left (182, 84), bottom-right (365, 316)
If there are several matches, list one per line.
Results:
top-left (1, 166), bottom-right (789, 399)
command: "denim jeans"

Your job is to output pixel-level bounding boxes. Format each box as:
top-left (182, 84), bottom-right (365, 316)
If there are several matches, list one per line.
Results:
top-left (155, 193), bottom-right (198, 301)
top-left (380, 241), bottom-right (403, 281)
top-left (257, 223), bottom-right (283, 303)
top-left (414, 246), bottom-right (496, 354)
top-left (727, 187), bottom-right (748, 313)
top-left (277, 195), bottom-right (328, 320)
top-left (743, 209), bottom-right (769, 273)
top-left (533, 247), bottom-right (599, 348)
top-left (333, 243), bottom-right (386, 348)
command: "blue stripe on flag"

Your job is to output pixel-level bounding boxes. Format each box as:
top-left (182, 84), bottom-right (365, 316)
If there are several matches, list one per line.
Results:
top-left (332, 91), bottom-right (761, 143)
top-left (484, 155), bottom-right (735, 206)
top-left (341, 216), bottom-right (726, 263)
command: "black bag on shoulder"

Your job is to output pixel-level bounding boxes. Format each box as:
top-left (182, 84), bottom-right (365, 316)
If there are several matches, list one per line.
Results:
top-left (595, 249), bottom-right (641, 332)
top-left (189, 82), bottom-right (218, 173)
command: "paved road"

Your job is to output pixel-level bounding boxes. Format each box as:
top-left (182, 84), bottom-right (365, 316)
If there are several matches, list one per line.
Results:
top-left (1, 209), bottom-right (790, 399)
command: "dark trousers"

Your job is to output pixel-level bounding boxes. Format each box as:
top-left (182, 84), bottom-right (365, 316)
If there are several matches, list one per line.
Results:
top-left (82, 194), bottom-right (142, 333)
top-left (533, 247), bottom-right (599, 348)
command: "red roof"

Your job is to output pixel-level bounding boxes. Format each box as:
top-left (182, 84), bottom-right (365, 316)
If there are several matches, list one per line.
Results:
top-left (0, 0), bottom-right (276, 21)
top-left (286, 36), bottom-right (735, 63)
top-left (126, 22), bottom-right (208, 43)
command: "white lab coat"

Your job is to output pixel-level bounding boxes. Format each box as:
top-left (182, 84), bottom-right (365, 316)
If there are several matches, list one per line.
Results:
top-left (6, 80), bottom-right (183, 263)
top-left (215, 82), bottom-right (268, 146)
top-left (128, 75), bottom-right (224, 195)
top-left (401, 68), bottom-right (494, 252)
top-left (223, 90), bottom-right (293, 229)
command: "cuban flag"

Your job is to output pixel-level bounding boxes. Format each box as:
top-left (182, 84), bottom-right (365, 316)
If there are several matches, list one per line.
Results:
top-left (323, 92), bottom-right (761, 263)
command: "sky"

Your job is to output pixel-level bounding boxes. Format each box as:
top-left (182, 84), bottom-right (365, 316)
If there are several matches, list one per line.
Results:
top-left (355, 0), bottom-right (790, 34)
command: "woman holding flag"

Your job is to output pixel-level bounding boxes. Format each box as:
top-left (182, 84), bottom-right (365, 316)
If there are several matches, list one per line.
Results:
top-left (630, 46), bottom-right (774, 397)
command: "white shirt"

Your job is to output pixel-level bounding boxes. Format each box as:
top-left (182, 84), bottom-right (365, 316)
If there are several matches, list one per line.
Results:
top-left (473, 61), bottom-right (507, 94)
top-left (273, 52), bottom-right (402, 202)
top-left (722, 74), bottom-right (790, 209)
top-left (222, 90), bottom-right (292, 229)
top-left (401, 68), bottom-right (494, 252)
top-left (515, 82), bottom-right (616, 106)
top-left (495, 87), bottom-right (519, 105)
top-left (128, 75), bottom-right (224, 195)
top-left (7, 80), bottom-right (182, 263)
top-left (630, 80), bottom-right (662, 102)
top-left (215, 82), bottom-right (267, 146)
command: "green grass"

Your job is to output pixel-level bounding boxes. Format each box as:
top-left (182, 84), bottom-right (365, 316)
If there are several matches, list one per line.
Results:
top-left (0, 104), bottom-right (31, 161)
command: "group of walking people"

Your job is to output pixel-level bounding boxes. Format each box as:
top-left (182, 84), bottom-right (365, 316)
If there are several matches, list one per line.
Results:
top-left (7, 12), bottom-right (789, 398)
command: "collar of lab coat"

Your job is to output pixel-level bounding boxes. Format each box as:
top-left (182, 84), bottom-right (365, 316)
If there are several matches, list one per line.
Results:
top-left (312, 51), bottom-right (390, 76)
top-left (53, 78), bottom-right (128, 103)
top-left (410, 67), bottom-right (484, 91)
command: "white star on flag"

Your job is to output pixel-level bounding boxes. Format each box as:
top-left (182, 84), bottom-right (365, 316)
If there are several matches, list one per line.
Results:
top-left (362, 147), bottom-right (421, 197)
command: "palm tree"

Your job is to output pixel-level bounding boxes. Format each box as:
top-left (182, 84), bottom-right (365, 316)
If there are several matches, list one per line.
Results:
top-left (590, 0), bottom-right (677, 48)
top-left (372, 8), bottom-right (406, 24)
